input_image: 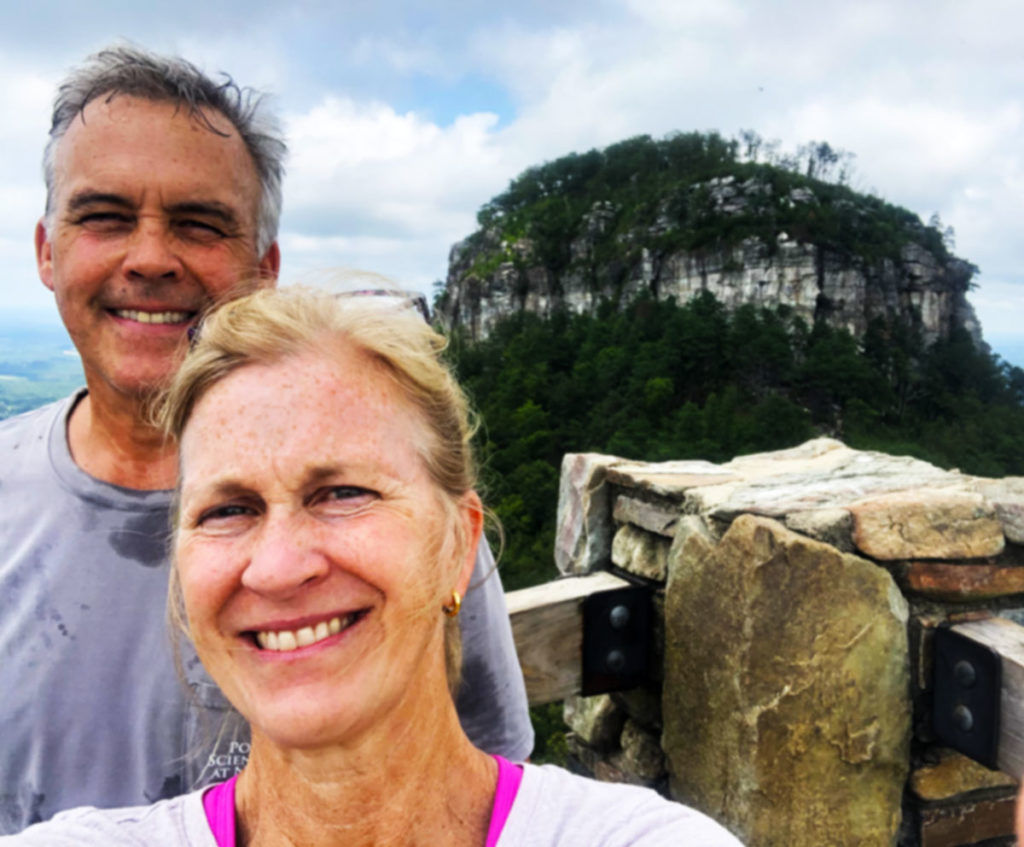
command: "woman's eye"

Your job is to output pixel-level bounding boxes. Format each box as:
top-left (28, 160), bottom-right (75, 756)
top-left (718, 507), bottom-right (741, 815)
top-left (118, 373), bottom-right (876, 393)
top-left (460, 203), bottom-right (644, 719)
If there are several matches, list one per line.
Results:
top-left (196, 504), bottom-right (253, 525)
top-left (316, 486), bottom-right (378, 512)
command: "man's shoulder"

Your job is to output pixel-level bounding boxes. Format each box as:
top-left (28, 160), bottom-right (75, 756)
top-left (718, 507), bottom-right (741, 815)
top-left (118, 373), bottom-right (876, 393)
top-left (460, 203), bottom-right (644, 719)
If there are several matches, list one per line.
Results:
top-left (0, 394), bottom-right (74, 445)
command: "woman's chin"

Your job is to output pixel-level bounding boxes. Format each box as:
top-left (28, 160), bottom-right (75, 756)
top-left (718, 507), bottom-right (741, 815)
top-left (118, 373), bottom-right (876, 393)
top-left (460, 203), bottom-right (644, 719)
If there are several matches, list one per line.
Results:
top-left (248, 701), bottom-right (373, 751)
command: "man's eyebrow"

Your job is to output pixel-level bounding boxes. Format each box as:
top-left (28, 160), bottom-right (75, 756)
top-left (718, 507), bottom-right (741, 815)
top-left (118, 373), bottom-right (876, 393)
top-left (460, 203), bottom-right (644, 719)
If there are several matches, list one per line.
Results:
top-left (167, 201), bottom-right (241, 225)
top-left (66, 192), bottom-right (133, 213)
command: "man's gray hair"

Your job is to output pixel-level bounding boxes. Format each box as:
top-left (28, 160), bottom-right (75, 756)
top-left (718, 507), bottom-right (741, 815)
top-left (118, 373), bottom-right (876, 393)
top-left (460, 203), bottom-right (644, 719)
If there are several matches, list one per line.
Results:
top-left (43, 45), bottom-right (287, 255)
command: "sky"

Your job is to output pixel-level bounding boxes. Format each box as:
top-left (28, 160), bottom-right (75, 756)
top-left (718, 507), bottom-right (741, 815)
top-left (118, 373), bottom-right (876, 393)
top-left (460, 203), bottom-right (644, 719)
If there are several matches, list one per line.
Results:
top-left (2, 0), bottom-right (1023, 366)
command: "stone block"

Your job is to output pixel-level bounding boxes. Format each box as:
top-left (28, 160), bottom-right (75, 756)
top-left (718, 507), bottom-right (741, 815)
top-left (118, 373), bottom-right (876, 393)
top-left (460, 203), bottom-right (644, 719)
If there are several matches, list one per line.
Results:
top-left (611, 720), bottom-right (665, 784)
top-left (662, 514), bottom-right (910, 846)
top-left (605, 460), bottom-right (737, 500)
top-left (910, 749), bottom-right (1016, 801)
top-left (919, 795), bottom-right (1015, 847)
top-left (611, 524), bottom-right (671, 582)
top-left (688, 439), bottom-right (958, 520)
top-left (910, 614), bottom-right (944, 693)
top-left (673, 514), bottom-right (721, 550)
top-left (784, 508), bottom-right (855, 553)
top-left (849, 490), bottom-right (1005, 560)
top-left (611, 685), bottom-right (662, 731)
top-left (554, 453), bottom-right (622, 574)
top-left (567, 733), bottom-right (629, 783)
top-left (613, 494), bottom-right (680, 538)
top-left (563, 694), bottom-right (624, 751)
top-left (901, 562), bottom-right (1024, 601)
top-left (974, 477), bottom-right (1024, 545)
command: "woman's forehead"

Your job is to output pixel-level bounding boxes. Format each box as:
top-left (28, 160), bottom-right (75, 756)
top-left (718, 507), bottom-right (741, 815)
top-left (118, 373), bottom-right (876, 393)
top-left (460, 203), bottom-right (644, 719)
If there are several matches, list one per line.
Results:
top-left (180, 348), bottom-right (432, 480)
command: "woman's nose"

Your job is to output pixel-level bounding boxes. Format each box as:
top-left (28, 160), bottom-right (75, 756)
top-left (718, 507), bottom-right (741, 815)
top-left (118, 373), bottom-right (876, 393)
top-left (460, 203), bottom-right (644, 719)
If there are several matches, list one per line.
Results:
top-left (241, 516), bottom-right (330, 598)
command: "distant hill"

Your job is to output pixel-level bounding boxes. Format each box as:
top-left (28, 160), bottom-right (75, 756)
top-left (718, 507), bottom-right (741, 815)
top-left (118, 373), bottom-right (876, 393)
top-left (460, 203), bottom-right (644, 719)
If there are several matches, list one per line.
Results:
top-left (437, 132), bottom-right (982, 348)
top-left (0, 319), bottom-right (83, 420)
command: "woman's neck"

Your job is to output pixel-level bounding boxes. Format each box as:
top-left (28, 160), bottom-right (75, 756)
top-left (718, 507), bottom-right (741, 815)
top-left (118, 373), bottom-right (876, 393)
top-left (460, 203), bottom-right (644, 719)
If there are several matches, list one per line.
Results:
top-left (235, 694), bottom-right (497, 847)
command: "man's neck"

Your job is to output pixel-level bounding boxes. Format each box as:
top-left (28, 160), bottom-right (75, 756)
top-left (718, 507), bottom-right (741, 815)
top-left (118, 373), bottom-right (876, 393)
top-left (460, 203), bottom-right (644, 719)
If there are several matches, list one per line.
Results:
top-left (67, 387), bottom-right (178, 491)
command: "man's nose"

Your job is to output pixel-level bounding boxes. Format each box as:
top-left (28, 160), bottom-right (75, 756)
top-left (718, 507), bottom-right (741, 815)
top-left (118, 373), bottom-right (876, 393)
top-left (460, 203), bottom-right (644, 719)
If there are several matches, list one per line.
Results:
top-left (123, 218), bottom-right (183, 281)
top-left (241, 515), bottom-right (331, 599)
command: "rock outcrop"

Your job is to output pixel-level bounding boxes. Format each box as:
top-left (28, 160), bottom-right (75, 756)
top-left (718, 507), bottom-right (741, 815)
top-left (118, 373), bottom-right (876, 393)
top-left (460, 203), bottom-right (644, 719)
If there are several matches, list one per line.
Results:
top-left (439, 174), bottom-right (982, 347)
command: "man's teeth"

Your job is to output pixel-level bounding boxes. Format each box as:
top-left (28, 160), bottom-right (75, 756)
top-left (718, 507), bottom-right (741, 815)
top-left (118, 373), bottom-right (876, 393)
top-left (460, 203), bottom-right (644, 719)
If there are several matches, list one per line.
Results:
top-left (255, 615), bottom-right (350, 652)
top-left (114, 309), bottom-right (191, 324)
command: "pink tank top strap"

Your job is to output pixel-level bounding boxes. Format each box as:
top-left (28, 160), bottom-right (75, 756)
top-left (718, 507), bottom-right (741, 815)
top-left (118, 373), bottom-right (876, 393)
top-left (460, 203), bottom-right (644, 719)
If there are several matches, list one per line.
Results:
top-left (486, 755), bottom-right (524, 847)
top-left (202, 774), bottom-right (239, 847)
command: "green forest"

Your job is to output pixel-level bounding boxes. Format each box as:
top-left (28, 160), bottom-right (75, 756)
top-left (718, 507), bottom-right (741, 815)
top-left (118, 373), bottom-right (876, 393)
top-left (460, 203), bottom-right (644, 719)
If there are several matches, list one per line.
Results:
top-left (452, 130), bottom-right (966, 296)
top-left (448, 294), bottom-right (1024, 593)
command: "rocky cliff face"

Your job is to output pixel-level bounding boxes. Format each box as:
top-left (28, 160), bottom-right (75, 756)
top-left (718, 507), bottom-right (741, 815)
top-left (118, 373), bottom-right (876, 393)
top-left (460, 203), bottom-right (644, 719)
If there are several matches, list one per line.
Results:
top-left (439, 178), bottom-right (983, 347)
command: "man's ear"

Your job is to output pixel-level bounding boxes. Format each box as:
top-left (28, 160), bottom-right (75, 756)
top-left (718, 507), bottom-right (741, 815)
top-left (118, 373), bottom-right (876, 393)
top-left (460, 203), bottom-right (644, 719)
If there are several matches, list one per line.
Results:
top-left (35, 219), bottom-right (54, 292)
top-left (455, 491), bottom-right (485, 597)
top-left (258, 241), bottom-right (281, 286)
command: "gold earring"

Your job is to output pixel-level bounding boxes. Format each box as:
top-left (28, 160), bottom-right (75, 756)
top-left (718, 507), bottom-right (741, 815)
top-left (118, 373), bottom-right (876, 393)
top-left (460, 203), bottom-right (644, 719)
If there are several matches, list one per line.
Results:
top-left (442, 589), bottom-right (462, 618)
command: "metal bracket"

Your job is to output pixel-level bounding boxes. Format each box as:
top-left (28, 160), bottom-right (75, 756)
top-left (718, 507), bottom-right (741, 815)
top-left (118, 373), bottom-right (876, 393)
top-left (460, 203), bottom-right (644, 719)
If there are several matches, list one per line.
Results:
top-left (932, 625), bottom-right (1002, 769)
top-left (581, 585), bottom-right (651, 696)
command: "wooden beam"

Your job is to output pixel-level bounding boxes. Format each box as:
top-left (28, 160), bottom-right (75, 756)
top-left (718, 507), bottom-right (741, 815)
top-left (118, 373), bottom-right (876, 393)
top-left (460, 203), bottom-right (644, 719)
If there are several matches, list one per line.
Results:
top-left (950, 617), bottom-right (1024, 778)
top-left (507, 571), bottom-right (633, 706)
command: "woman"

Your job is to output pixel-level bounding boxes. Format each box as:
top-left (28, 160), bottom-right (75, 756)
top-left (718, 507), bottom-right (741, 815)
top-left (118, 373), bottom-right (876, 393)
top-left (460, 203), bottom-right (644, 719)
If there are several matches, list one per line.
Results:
top-left (4, 287), bottom-right (741, 846)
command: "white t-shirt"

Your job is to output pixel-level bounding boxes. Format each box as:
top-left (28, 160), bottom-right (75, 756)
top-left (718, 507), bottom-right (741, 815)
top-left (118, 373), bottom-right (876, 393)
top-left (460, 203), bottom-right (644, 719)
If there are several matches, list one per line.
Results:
top-left (0, 764), bottom-right (743, 846)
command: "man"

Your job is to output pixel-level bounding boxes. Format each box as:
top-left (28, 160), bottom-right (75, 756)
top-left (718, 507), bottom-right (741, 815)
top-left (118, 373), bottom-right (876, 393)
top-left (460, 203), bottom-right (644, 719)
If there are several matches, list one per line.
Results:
top-left (0, 46), bottom-right (532, 833)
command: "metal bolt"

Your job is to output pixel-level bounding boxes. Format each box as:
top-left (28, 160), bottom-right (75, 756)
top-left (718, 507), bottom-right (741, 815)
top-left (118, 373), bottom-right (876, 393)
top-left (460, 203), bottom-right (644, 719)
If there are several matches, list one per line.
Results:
top-left (953, 704), bottom-right (974, 733)
top-left (606, 649), bottom-right (626, 673)
top-left (954, 660), bottom-right (976, 688)
top-left (609, 605), bottom-right (630, 630)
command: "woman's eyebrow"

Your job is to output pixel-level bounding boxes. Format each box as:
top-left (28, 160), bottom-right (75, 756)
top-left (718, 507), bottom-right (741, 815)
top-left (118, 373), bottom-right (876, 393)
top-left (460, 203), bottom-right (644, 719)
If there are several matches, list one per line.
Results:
top-left (182, 478), bottom-right (252, 504)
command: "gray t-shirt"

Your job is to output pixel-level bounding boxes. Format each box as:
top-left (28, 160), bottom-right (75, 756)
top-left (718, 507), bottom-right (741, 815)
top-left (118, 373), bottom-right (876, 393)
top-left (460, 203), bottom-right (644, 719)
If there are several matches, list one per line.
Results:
top-left (0, 393), bottom-right (533, 833)
top-left (0, 763), bottom-right (744, 846)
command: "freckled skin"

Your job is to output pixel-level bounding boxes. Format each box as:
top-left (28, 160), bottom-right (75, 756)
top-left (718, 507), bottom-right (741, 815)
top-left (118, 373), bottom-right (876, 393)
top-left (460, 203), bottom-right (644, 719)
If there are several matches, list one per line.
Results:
top-left (176, 345), bottom-right (480, 752)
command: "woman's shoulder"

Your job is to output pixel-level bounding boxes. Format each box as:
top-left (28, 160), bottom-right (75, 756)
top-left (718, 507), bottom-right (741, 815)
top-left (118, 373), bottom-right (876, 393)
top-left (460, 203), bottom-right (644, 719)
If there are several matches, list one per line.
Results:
top-left (500, 763), bottom-right (743, 847)
top-left (0, 789), bottom-right (213, 847)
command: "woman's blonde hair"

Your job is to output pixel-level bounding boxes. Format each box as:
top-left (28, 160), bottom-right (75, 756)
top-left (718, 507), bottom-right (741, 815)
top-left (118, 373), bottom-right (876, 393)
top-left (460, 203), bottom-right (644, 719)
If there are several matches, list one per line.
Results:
top-left (157, 284), bottom-right (482, 690)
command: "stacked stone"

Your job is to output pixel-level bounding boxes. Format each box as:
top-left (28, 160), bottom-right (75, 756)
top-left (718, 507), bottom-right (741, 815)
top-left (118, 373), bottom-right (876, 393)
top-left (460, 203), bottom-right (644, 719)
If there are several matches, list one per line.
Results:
top-left (554, 438), bottom-right (1024, 847)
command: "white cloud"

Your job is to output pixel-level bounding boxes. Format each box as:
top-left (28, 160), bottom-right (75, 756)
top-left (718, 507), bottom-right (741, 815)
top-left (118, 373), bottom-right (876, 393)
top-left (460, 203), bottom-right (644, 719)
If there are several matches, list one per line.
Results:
top-left (278, 97), bottom-right (511, 288)
top-left (2, 0), bottom-right (1024, 358)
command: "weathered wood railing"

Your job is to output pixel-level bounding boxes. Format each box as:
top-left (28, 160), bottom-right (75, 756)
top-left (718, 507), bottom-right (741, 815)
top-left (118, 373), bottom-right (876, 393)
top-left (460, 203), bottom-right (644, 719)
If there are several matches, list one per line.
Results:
top-left (506, 571), bottom-right (651, 706)
top-left (933, 615), bottom-right (1024, 779)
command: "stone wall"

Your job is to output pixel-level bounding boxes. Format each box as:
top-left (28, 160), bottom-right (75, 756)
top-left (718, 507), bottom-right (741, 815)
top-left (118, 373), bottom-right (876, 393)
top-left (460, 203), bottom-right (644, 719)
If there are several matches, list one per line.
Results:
top-left (554, 438), bottom-right (1024, 846)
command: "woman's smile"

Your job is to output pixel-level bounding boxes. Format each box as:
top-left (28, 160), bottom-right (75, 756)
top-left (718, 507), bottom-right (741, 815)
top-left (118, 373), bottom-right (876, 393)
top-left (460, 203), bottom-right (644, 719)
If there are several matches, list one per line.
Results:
top-left (250, 609), bottom-right (367, 653)
top-left (175, 344), bottom-right (457, 749)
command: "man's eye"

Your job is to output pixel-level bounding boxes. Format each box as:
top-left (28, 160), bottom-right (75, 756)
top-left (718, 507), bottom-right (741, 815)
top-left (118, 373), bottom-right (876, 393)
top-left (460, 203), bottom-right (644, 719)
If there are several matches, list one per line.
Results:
top-left (176, 219), bottom-right (227, 241)
top-left (76, 212), bottom-right (132, 231)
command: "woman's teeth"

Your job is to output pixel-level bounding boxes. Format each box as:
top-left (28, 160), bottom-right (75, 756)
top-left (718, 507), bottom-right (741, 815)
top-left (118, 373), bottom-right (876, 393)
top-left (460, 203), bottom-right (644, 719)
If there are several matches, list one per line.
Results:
top-left (255, 614), bottom-right (353, 652)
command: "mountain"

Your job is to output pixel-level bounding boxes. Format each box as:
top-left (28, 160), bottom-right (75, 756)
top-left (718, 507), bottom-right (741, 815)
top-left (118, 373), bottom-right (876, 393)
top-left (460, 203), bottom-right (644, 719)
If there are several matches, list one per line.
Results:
top-left (437, 132), bottom-right (982, 347)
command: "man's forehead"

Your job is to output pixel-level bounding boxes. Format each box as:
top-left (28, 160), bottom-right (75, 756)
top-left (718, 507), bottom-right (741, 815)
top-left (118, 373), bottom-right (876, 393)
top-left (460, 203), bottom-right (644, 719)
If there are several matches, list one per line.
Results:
top-left (69, 93), bottom-right (238, 138)
top-left (51, 94), bottom-right (261, 217)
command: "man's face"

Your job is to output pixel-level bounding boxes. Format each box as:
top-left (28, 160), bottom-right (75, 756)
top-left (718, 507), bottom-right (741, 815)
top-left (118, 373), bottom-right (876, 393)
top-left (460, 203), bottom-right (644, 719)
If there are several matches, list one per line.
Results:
top-left (36, 96), bottom-right (280, 400)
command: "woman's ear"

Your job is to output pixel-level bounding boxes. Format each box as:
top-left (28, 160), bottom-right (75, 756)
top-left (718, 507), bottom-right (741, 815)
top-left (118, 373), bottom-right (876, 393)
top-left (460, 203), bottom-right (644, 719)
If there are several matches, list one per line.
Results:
top-left (454, 491), bottom-right (484, 596)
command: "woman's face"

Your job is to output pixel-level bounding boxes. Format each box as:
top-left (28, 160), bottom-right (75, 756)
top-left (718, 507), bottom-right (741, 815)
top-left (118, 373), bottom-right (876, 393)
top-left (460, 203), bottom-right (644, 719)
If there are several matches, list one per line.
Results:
top-left (175, 344), bottom-right (479, 750)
